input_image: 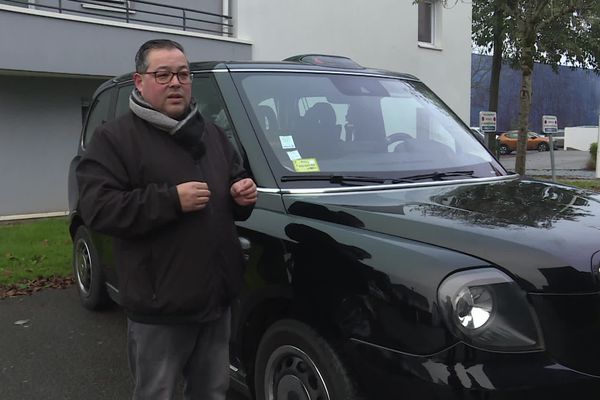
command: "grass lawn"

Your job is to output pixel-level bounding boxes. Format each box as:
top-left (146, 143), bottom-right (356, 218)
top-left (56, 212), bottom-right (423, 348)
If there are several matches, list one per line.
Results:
top-left (556, 178), bottom-right (600, 192)
top-left (0, 217), bottom-right (72, 288)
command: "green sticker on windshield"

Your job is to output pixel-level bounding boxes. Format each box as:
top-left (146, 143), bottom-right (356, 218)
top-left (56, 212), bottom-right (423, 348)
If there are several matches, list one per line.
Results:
top-left (293, 158), bottom-right (320, 172)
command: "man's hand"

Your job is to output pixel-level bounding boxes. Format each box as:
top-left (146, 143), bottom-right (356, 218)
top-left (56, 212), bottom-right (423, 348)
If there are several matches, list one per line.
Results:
top-left (177, 181), bottom-right (211, 212)
top-left (230, 178), bottom-right (257, 206)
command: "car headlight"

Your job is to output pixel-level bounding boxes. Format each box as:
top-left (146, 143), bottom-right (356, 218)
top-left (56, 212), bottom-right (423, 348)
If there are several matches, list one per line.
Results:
top-left (438, 268), bottom-right (542, 352)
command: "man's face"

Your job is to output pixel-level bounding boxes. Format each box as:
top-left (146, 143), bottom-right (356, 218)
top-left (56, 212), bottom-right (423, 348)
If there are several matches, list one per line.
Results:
top-left (133, 48), bottom-right (192, 119)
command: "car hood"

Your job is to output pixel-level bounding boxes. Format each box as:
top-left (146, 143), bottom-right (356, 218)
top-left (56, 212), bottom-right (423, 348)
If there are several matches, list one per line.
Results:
top-left (283, 177), bottom-right (600, 293)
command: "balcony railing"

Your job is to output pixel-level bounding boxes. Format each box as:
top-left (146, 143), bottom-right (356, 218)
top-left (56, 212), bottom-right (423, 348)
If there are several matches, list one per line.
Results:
top-left (1, 0), bottom-right (234, 36)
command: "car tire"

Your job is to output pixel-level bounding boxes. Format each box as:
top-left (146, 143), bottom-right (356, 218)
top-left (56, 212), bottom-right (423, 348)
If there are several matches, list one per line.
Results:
top-left (254, 319), bottom-right (361, 400)
top-left (499, 144), bottom-right (511, 155)
top-left (72, 226), bottom-right (109, 310)
top-left (538, 142), bottom-right (549, 152)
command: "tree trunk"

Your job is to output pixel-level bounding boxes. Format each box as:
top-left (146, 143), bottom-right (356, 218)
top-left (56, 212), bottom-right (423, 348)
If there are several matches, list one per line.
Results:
top-left (486, 4), bottom-right (504, 151)
top-left (514, 16), bottom-right (537, 176)
top-left (515, 56), bottom-right (534, 175)
top-left (488, 4), bottom-right (504, 113)
top-left (488, 44), bottom-right (502, 113)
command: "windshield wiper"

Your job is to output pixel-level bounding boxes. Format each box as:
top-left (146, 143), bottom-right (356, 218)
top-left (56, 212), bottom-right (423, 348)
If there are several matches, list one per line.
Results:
top-left (281, 171), bottom-right (475, 185)
top-left (281, 174), bottom-right (387, 185)
top-left (392, 170), bottom-right (475, 183)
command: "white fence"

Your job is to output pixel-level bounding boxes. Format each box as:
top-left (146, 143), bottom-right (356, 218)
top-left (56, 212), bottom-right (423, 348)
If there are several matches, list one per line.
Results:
top-left (564, 126), bottom-right (599, 151)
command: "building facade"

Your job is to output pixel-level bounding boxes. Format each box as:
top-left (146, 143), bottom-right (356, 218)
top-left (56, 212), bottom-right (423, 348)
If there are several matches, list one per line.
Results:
top-left (0, 0), bottom-right (472, 218)
top-left (237, 0), bottom-right (472, 121)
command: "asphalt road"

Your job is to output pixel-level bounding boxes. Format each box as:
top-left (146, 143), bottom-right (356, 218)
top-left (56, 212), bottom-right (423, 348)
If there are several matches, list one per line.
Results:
top-left (0, 287), bottom-right (246, 400)
top-left (498, 148), bottom-right (595, 178)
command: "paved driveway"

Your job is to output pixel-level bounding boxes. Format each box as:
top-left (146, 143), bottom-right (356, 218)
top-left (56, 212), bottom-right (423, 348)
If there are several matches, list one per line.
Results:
top-left (498, 148), bottom-right (595, 178)
top-left (0, 287), bottom-right (246, 400)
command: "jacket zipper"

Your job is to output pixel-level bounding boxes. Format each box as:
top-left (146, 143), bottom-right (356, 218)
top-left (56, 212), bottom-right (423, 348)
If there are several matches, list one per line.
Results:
top-left (195, 159), bottom-right (214, 216)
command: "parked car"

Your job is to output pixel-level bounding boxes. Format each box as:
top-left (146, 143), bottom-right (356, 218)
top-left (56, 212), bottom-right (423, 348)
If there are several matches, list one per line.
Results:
top-left (68, 54), bottom-right (600, 399)
top-left (540, 129), bottom-right (565, 150)
top-left (497, 130), bottom-right (553, 154)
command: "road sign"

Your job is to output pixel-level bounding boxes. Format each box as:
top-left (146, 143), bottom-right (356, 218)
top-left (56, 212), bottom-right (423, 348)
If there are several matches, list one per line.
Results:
top-left (543, 115), bottom-right (558, 134)
top-left (479, 111), bottom-right (497, 132)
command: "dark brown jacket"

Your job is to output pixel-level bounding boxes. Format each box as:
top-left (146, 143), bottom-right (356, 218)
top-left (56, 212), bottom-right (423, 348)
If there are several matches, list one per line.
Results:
top-left (76, 111), bottom-right (253, 323)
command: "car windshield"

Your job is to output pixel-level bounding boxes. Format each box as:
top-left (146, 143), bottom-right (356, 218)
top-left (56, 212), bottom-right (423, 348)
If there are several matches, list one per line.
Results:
top-left (233, 72), bottom-right (504, 187)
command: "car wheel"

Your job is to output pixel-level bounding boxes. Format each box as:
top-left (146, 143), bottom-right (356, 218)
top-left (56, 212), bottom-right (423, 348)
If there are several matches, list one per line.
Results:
top-left (537, 142), bottom-right (549, 152)
top-left (499, 144), bottom-right (511, 155)
top-left (72, 226), bottom-right (109, 310)
top-left (254, 319), bottom-right (360, 400)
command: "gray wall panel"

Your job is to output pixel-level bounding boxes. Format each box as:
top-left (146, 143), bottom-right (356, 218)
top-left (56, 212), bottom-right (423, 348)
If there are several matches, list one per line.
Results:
top-left (3, 0), bottom-right (226, 33)
top-left (0, 9), bottom-right (251, 76)
top-left (0, 75), bottom-right (105, 216)
top-left (0, 3), bottom-right (251, 216)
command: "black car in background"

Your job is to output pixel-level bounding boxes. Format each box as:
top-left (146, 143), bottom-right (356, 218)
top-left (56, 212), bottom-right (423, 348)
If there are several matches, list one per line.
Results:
top-left (68, 55), bottom-right (600, 399)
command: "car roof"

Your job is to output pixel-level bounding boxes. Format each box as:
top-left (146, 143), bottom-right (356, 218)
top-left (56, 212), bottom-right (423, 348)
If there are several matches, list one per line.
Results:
top-left (503, 130), bottom-right (538, 134)
top-left (96, 57), bottom-right (420, 96)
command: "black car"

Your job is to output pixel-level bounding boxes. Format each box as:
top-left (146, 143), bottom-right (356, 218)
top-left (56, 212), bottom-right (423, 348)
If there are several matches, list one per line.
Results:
top-left (68, 55), bottom-right (600, 399)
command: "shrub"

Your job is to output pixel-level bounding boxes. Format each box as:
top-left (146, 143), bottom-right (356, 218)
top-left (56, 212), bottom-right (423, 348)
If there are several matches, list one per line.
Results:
top-left (589, 142), bottom-right (598, 170)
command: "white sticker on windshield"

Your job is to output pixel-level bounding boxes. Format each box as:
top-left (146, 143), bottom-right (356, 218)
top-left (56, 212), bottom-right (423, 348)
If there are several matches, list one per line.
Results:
top-left (287, 150), bottom-right (301, 160)
top-left (279, 136), bottom-right (296, 149)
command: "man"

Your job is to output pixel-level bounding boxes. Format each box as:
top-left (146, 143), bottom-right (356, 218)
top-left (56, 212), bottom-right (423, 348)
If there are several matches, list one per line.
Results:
top-left (76, 39), bottom-right (257, 400)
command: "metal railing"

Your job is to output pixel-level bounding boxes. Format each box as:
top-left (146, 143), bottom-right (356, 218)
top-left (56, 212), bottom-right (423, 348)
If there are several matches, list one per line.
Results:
top-left (1, 0), bottom-right (234, 36)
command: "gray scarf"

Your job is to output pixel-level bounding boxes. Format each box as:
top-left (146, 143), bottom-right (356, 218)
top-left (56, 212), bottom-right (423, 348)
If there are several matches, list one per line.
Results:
top-left (129, 88), bottom-right (198, 135)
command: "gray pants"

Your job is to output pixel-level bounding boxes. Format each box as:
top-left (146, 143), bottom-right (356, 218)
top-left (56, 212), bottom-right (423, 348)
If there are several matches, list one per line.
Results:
top-left (127, 308), bottom-right (231, 400)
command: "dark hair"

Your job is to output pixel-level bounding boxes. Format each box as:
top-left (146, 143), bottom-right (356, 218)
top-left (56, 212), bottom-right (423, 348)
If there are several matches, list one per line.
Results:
top-left (135, 39), bottom-right (186, 72)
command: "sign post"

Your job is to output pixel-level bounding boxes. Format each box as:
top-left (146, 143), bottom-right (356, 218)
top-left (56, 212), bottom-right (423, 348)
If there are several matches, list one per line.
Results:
top-left (479, 111), bottom-right (497, 156)
top-left (542, 115), bottom-right (558, 182)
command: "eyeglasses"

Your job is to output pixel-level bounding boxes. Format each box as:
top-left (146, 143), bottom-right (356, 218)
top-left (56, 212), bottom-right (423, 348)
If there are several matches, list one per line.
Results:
top-left (139, 70), bottom-right (193, 84)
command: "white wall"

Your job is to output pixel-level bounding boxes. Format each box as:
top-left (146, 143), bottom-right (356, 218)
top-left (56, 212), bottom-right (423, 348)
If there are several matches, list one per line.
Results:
top-left (564, 127), bottom-right (599, 151)
top-left (236, 0), bottom-right (472, 122)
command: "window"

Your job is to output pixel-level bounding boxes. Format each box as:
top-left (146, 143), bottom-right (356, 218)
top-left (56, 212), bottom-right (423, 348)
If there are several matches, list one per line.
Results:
top-left (83, 88), bottom-right (113, 148)
top-left (235, 72), bottom-right (494, 178)
top-left (192, 74), bottom-right (238, 150)
top-left (115, 85), bottom-right (133, 118)
top-left (81, 99), bottom-right (91, 125)
top-left (87, 0), bottom-right (127, 5)
top-left (418, 0), bottom-right (436, 45)
top-left (81, 1), bottom-right (132, 13)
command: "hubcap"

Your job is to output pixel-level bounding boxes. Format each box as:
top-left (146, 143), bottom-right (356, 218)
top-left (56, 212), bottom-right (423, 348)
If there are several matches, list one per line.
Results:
top-left (75, 238), bottom-right (92, 295)
top-left (277, 376), bottom-right (309, 400)
top-left (265, 345), bottom-right (330, 400)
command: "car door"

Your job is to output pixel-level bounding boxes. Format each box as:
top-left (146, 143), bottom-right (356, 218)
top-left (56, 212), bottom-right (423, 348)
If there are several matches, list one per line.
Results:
top-left (527, 133), bottom-right (537, 150)
top-left (506, 132), bottom-right (518, 150)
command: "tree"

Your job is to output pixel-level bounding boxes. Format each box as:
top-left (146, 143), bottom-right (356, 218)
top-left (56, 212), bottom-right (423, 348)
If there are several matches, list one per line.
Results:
top-left (472, 1), bottom-right (510, 150)
top-left (418, 1), bottom-right (600, 173)
top-left (473, 0), bottom-right (600, 174)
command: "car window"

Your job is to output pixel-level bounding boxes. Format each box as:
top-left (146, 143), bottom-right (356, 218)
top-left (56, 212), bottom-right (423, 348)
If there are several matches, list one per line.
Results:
top-left (381, 96), bottom-right (456, 152)
top-left (234, 72), bottom-right (500, 182)
top-left (192, 74), bottom-right (237, 147)
top-left (297, 96), bottom-right (350, 139)
top-left (83, 88), bottom-right (113, 148)
top-left (115, 85), bottom-right (133, 118)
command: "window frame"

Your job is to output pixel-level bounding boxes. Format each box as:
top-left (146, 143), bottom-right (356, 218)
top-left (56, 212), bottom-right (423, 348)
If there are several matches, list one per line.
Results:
top-left (81, 0), bottom-right (133, 14)
top-left (192, 72), bottom-right (244, 157)
top-left (417, 0), bottom-right (442, 49)
top-left (81, 87), bottom-right (116, 150)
